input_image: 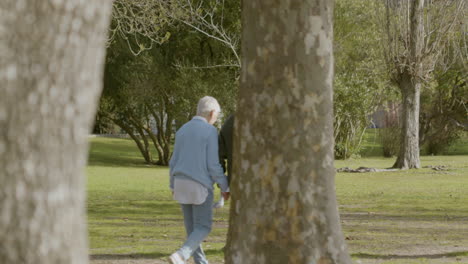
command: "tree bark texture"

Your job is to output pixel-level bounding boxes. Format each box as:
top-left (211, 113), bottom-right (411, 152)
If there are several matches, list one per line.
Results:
top-left (393, 73), bottom-right (421, 169)
top-left (393, 0), bottom-right (424, 169)
top-left (0, 1), bottom-right (112, 263)
top-left (225, 1), bottom-right (351, 263)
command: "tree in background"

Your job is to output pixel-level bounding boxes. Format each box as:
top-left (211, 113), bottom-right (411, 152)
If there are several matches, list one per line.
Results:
top-left (225, 0), bottom-right (351, 263)
top-left (419, 22), bottom-right (467, 155)
top-left (93, 111), bottom-right (118, 134)
top-left (100, 25), bottom-right (238, 165)
top-left (333, 0), bottom-right (388, 159)
top-left (420, 66), bottom-right (467, 155)
top-left (160, 0), bottom-right (241, 68)
top-left (99, 0), bottom-right (239, 165)
top-left (109, 0), bottom-right (173, 55)
top-left (101, 40), bottom-right (155, 164)
top-left (0, 0), bottom-right (112, 263)
top-left (380, 0), bottom-right (466, 168)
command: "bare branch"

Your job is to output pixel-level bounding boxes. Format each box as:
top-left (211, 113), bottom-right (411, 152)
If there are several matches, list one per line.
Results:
top-left (108, 0), bottom-right (173, 53)
top-left (160, 0), bottom-right (241, 67)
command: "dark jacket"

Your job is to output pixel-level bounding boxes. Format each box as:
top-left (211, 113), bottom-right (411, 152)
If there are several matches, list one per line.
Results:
top-left (218, 114), bottom-right (234, 183)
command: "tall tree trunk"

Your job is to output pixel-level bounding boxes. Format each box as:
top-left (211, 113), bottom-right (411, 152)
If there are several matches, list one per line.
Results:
top-left (393, 0), bottom-right (424, 169)
top-left (0, 1), bottom-right (112, 264)
top-left (225, 1), bottom-right (351, 263)
top-left (393, 73), bottom-right (421, 169)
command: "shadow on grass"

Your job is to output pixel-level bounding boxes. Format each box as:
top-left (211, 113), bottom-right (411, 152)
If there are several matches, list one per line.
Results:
top-left (90, 249), bottom-right (223, 260)
top-left (341, 212), bottom-right (468, 221)
top-left (353, 251), bottom-right (468, 259)
top-left (88, 201), bottom-right (182, 219)
top-left (87, 156), bottom-right (148, 168)
top-left (90, 251), bottom-right (468, 260)
top-left (90, 252), bottom-right (166, 260)
top-left (88, 205), bottom-right (468, 225)
top-left (88, 139), bottom-right (160, 168)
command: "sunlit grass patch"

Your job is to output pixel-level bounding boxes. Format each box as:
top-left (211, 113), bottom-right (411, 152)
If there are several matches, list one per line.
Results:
top-left (87, 137), bottom-right (468, 263)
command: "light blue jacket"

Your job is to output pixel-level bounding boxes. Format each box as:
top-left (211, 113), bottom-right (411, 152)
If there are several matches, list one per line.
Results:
top-left (169, 117), bottom-right (229, 192)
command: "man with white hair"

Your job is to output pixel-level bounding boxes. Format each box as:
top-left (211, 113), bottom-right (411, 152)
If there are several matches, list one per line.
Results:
top-left (168, 96), bottom-right (230, 264)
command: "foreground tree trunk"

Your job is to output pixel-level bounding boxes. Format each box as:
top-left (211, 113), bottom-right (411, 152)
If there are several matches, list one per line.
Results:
top-left (0, 1), bottom-right (112, 263)
top-left (392, 0), bottom-right (424, 169)
top-left (225, 1), bottom-right (351, 263)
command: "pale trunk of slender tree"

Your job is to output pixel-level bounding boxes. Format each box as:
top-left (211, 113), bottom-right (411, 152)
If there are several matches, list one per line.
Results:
top-left (0, 1), bottom-right (112, 263)
top-left (225, 1), bottom-right (351, 263)
top-left (393, 0), bottom-right (424, 169)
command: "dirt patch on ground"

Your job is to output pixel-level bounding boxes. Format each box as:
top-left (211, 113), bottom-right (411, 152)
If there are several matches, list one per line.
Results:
top-left (90, 212), bottom-right (468, 264)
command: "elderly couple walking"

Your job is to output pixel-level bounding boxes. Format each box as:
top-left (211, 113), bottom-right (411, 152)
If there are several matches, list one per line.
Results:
top-left (168, 96), bottom-right (234, 264)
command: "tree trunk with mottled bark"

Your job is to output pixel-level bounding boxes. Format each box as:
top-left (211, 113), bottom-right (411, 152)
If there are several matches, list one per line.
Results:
top-left (393, 73), bottom-right (421, 169)
top-left (393, 0), bottom-right (424, 169)
top-left (0, 1), bottom-right (112, 263)
top-left (225, 1), bottom-right (351, 263)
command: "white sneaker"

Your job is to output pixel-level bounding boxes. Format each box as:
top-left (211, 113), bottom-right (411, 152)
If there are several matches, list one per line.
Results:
top-left (213, 196), bottom-right (224, 209)
top-left (168, 252), bottom-right (185, 264)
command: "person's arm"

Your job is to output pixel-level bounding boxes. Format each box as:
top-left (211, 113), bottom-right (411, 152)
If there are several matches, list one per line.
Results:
top-left (207, 127), bottom-right (229, 192)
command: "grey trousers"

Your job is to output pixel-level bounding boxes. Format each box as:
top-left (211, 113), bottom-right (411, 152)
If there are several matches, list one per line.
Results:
top-left (178, 189), bottom-right (213, 264)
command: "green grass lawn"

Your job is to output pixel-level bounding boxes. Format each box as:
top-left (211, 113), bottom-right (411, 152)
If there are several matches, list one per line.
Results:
top-left (360, 129), bottom-right (468, 157)
top-left (87, 137), bottom-right (468, 263)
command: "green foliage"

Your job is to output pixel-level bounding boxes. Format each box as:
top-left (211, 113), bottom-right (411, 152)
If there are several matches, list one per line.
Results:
top-left (109, 0), bottom-right (175, 54)
top-left (99, 5), bottom-right (239, 164)
top-left (92, 111), bottom-right (118, 134)
top-left (333, 0), bottom-right (388, 159)
top-left (379, 126), bottom-right (400, 157)
top-left (100, 38), bottom-right (159, 164)
top-left (173, 68), bottom-right (237, 122)
top-left (420, 67), bottom-right (467, 155)
top-left (360, 129), bottom-right (468, 157)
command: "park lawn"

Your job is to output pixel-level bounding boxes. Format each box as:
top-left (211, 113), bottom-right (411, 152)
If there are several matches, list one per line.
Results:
top-left (360, 129), bottom-right (468, 157)
top-left (87, 137), bottom-right (468, 263)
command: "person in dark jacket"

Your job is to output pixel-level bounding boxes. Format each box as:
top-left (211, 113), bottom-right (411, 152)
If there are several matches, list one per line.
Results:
top-left (213, 114), bottom-right (234, 208)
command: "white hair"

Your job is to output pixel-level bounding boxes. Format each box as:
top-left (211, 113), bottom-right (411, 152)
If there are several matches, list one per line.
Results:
top-left (197, 96), bottom-right (221, 117)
